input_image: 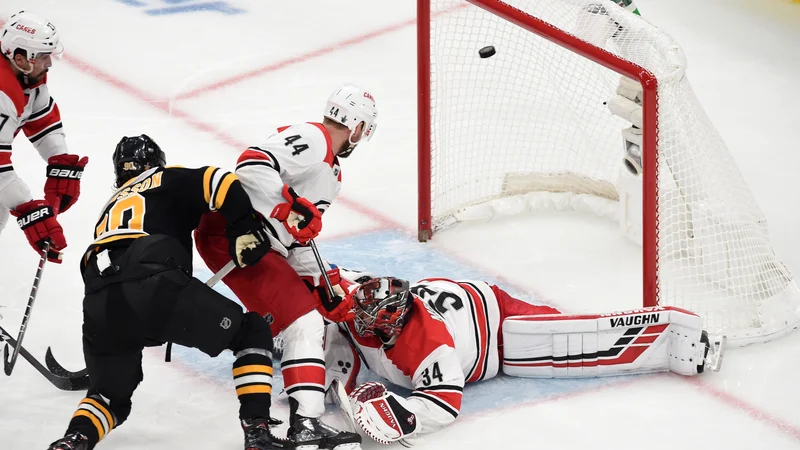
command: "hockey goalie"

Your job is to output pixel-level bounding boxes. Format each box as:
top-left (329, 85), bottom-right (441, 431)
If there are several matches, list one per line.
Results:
top-left (320, 268), bottom-right (725, 446)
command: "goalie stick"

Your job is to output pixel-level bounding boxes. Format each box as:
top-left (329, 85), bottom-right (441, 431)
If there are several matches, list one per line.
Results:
top-left (0, 324), bottom-right (89, 391)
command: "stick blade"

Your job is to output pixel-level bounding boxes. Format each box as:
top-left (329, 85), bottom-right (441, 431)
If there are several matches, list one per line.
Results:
top-left (46, 347), bottom-right (89, 378)
top-left (3, 343), bottom-right (11, 376)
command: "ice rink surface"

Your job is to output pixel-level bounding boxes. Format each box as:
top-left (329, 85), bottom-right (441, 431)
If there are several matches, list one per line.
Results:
top-left (0, 0), bottom-right (799, 448)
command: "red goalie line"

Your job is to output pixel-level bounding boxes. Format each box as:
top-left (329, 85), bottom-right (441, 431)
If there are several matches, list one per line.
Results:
top-left (683, 376), bottom-right (800, 441)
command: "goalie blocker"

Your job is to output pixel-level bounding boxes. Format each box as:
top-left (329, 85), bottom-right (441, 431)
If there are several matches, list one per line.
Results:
top-left (502, 306), bottom-right (725, 378)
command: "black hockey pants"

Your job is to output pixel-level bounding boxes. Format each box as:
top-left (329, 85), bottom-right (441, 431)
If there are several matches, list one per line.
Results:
top-left (68, 235), bottom-right (273, 447)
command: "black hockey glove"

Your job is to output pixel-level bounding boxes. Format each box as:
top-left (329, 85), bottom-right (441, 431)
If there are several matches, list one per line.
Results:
top-left (226, 212), bottom-right (271, 268)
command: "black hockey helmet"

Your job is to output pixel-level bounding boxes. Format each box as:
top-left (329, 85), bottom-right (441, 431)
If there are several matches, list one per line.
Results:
top-left (112, 134), bottom-right (166, 188)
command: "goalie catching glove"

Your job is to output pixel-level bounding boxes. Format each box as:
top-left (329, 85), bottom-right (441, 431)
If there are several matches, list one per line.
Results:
top-left (270, 184), bottom-right (322, 244)
top-left (226, 212), bottom-right (271, 268)
top-left (348, 382), bottom-right (419, 445)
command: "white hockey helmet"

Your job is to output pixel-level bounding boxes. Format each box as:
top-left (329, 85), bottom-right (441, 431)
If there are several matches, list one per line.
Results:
top-left (323, 83), bottom-right (378, 150)
top-left (0, 11), bottom-right (63, 72)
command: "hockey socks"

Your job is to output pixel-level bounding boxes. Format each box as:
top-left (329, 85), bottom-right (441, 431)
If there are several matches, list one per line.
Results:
top-left (64, 394), bottom-right (116, 449)
top-left (233, 348), bottom-right (274, 420)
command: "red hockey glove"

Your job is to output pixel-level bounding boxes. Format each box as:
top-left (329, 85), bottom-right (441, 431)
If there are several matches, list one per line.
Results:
top-left (12, 200), bottom-right (66, 263)
top-left (44, 154), bottom-right (89, 213)
top-left (313, 268), bottom-right (355, 322)
top-left (270, 184), bottom-right (322, 244)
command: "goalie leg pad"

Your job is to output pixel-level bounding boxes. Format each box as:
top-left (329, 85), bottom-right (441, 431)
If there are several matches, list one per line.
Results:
top-left (501, 306), bottom-right (712, 378)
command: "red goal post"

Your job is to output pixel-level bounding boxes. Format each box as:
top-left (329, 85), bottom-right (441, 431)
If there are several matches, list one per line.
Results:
top-left (416, 0), bottom-right (800, 345)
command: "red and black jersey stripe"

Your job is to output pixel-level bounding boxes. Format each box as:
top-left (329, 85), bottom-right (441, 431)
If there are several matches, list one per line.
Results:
top-left (409, 384), bottom-right (463, 418)
top-left (236, 146), bottom-right (280, 173)
top-left (460, 282), bottom-right (492, 383)
top-left (0, 144), bottom-right (12, 173)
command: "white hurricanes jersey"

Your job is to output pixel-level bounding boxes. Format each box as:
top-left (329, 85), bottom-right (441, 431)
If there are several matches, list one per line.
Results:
top-left (234, 122), bottom-right (341, 278)
top-left (324, 277), bottom-right (502, 437)
top-left (0, 62), bottom-right (68, 229)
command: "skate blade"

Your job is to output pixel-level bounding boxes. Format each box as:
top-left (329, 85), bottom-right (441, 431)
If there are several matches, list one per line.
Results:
top-left (705, 335), bottom-right (727, 372)
top-left (330, 444), bottom-right (361, 450)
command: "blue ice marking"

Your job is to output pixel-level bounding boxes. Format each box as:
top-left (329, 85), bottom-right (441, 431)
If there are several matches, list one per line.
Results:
top-left (145, 1), bottom-right (245, 15)
top-left (188, 229), bottom-right (635, 415)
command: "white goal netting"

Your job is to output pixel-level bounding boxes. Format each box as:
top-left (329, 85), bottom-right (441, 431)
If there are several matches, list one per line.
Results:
top-left (423, 0), bottom-right (800, 345)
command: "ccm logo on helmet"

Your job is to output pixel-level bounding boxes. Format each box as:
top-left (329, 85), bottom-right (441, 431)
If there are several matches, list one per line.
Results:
top-left (15, 24), bottom-right (36, 34)
top-left (363, 92), bottom-right (375, 102)
top-left (48, 168), bottom-right (83, 179)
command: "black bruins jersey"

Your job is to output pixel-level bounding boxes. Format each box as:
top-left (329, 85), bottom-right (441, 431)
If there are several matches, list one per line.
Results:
top-left (90, 166), bottom-right (251, 256)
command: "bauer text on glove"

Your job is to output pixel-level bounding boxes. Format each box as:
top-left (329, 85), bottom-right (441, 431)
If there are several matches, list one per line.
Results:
top-left (44, 154), bottom-right (88, 213)
top-left (12, 199), bottom-right (66, 263)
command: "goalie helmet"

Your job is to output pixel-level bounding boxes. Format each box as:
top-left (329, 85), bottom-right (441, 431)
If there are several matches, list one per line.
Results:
top-left (352, 277), bottom-right (412, 342)
top-left (113, 134), bottom-right (166, 188)
top-left (0, 11), bottom-right (63, 70)
top-left (323, 83), bottom-right (378, 155)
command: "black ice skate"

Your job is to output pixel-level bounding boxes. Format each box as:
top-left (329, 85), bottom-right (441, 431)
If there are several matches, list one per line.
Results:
top-left (288, 416), bottom-right (361, 450)
top-left (242, 418), bottom-right (294, 450)
top-left (47, 432), bottom-right (89, 450)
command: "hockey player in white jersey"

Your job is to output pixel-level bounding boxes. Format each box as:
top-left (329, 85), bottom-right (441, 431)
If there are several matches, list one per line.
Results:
top-left (322, 269), bottom-right (725, 445)
top-left (0, 11), bottom-right (88, 263)
top-left (194, 83), bottom-right (377, 450)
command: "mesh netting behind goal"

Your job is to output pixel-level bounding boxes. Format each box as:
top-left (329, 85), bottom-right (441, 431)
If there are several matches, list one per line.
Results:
top-left (418, 0), bottom-right (800, 345)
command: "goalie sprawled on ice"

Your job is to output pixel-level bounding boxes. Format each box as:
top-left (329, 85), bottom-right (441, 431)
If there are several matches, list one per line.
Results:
top-left (319, 268), bottom-right (725, 446)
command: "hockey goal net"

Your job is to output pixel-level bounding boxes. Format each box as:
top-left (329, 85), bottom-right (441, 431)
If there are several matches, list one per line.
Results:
top-left (417, 0), bottom-right (800, 345)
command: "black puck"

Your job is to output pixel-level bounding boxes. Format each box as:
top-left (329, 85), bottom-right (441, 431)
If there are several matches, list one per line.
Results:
top-left (479, 45), bottom-right (496, 59)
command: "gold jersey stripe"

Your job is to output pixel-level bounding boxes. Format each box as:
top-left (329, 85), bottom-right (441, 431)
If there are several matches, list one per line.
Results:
top-left (203, 167), bottom-right (215, 204)
top-left (214, 173), bottom-right (238, 210)
top-left (92, 233), bottom-right (148, 246)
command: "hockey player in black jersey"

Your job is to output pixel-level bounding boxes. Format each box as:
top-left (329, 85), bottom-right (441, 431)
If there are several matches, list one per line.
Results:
top-left (47, 135), bottom-right (291, 450)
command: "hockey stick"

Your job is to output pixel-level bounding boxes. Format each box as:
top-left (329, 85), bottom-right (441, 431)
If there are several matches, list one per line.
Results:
top-left (309, 239), bottom-right (335, 298)
top-left (206, 259), bottom-right (237, 289)
top-left (327, 378), bottom-right (358, 433)
top-left (3, 241), bottom-right (50, 376)
top-left (0, 324), bottom-right (89, 391)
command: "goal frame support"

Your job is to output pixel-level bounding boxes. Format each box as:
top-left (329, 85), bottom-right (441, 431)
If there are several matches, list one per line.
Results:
top-left (416, 0), bottom-right (660, 308)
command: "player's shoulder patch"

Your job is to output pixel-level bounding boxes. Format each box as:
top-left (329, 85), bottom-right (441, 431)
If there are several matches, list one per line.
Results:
top-left (0, 62), bottom-right (26, 116)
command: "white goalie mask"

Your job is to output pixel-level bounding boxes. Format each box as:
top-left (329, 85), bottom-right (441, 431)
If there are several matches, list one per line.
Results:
top-left (323, 83), bottom-right (378, 154)
top-left (0, 11), bottom-right (63, 74)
